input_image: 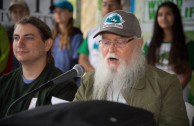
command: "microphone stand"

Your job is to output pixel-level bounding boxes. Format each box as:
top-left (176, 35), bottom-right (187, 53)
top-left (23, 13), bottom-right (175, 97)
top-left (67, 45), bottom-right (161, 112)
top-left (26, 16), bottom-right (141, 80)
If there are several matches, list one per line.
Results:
top-left (5, 80), bottom-right (54, 117)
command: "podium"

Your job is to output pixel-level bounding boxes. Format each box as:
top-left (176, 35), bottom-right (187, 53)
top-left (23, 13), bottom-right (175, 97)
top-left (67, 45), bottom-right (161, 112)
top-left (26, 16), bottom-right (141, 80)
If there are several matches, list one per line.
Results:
top-left (0, 100), bottom-right (156, 126)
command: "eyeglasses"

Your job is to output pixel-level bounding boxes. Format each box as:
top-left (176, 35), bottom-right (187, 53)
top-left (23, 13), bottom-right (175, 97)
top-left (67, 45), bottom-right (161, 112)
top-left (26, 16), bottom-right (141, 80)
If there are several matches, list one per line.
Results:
top-left (99, 38), bottom-right (134, 48)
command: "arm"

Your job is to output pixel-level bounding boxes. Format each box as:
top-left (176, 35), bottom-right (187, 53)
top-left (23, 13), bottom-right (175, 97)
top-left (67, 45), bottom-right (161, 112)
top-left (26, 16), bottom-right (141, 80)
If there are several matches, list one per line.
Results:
top-left (78, 34), bottom-right (95, 72)
top-left (79, 54), bottom-right (95, 72)
top-left (159, 74), bottom-right (189, 126)
top-left (179, 68), bottom-right (192, 89)
top-left (181, 40), bottom-right (194, 89)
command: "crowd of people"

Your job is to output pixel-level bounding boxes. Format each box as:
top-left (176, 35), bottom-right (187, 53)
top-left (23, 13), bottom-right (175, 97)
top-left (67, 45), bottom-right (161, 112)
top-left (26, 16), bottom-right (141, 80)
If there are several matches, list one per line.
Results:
top-left (0, 0), bottom-right (193, 125)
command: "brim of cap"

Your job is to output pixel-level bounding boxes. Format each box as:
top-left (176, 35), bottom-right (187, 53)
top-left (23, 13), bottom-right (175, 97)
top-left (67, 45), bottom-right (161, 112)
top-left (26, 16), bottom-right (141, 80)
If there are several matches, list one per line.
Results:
top-left (93, 28), bottom-right (135, 38)
top-left (9, 4), bottom-right (26, 11)
top-left (50, 4), bottom-right (62, 11)
top-left (54, 3), bottom-right (63, 9)
top-left (50, 2), bottom-right (73, 11)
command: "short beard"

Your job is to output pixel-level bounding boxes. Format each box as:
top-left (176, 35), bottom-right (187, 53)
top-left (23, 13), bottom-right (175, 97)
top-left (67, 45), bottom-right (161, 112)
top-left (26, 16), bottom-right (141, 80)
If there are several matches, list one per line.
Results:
top-left (93, 45), bottom-right (146, 100)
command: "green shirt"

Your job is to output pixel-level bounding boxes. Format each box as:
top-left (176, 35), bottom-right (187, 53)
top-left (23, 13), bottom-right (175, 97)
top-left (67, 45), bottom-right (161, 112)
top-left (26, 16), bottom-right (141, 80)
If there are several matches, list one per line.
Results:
top-left (78, 34), bottom-right (89, 56)
top-left (0, 63), bottom-right (78, 118)
top-left (143, 39), bottom-right (194, 71)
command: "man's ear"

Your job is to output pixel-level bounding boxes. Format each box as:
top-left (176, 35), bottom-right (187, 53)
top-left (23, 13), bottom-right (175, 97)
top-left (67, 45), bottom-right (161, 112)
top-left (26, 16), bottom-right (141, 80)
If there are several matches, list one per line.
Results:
top-left (138, 38), bottom-right (144, 48)
top-left (44, 38), bottom-right (53, 51)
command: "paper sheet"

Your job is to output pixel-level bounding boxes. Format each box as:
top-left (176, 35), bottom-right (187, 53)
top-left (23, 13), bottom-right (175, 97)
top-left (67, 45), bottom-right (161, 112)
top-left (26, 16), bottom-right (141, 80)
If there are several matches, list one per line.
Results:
top-left (51, 96), bottom-right (70, 105)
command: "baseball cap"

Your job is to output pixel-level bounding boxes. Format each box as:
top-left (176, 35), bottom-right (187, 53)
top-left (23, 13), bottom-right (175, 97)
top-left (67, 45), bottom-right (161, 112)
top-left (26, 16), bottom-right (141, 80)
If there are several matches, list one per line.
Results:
top-left (50, 0), bottom-right (73, 12)
top-left (94, 10), bottom-right (141, 38)
top-left (9, 0), bottom-right (29, 12)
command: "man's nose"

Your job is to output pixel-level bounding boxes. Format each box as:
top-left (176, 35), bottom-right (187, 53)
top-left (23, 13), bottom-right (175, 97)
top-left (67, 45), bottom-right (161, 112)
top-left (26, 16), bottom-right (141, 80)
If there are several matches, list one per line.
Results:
top-left (17, 39), bottom-right (25, 47)
top-left (16, 11), bottom-right (23, 16)
top-left (109, 42), bottom-right (116, 52)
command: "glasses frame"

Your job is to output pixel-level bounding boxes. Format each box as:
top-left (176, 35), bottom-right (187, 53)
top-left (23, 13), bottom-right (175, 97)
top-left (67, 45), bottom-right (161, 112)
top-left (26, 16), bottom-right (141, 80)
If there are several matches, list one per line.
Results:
top-left (99, 38), bottom-right (134, 48)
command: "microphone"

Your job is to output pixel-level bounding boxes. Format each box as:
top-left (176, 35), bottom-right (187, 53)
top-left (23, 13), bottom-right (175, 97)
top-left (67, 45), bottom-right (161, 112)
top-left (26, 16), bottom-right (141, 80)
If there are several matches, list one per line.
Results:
top-left (5, 64), bottom-right (85, 117)
top-left (52, 64), bottom-right (85, 85)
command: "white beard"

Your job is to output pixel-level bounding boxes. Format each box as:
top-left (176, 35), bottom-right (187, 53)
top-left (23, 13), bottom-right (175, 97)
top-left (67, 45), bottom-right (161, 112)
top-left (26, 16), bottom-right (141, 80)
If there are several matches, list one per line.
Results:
top-left (93, 45), bottom-right (146, 100)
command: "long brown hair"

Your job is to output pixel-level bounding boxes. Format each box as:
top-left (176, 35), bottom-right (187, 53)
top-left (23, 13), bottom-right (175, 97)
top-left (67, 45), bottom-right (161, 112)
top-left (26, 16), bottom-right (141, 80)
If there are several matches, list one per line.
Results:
top-left (15, 16), bottom-right (55, 65)
top-left (146, 2), bottom-right (188, 74)
top-left (52, 13), bottom-right (74, 50)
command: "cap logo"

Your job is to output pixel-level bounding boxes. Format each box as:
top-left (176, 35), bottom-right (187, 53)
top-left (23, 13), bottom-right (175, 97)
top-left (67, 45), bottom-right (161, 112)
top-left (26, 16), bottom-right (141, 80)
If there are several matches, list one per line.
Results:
top-left (103, 13), bottom-right (125, 29)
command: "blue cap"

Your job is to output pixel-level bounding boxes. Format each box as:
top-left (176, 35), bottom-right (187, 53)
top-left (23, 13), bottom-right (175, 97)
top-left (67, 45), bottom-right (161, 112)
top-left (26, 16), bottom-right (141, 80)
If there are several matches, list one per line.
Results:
top-left (53, 0), bottom-right (73, 11)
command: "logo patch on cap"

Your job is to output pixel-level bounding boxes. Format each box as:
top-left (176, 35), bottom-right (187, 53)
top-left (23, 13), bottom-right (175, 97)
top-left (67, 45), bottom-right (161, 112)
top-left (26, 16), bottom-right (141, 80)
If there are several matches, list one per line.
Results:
top-left (103, 13), bottom-right (125, 29)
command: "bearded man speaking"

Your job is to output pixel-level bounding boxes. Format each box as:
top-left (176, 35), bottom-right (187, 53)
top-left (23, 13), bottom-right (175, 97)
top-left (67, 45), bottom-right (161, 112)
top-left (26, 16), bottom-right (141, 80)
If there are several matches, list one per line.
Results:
top-left (73, 10), bottom-right (189, 126)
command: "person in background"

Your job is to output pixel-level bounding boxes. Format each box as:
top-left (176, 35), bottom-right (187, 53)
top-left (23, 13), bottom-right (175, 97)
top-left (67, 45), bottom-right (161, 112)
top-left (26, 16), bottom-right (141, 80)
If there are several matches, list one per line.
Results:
top-left (0, 24), bottom-right (10, 75)
top-left (4, 0), bottom-right (30, 73)
top-left (51, 0), bottom-right (83, 86)
top-left (0, 16), bottom-right (78, 118)
top-left (78, 0), bottom-right (122, 72)
top-left (143, 2), bottom-right (194, 102)
top-left (73, 10), bottom-right (189, 126)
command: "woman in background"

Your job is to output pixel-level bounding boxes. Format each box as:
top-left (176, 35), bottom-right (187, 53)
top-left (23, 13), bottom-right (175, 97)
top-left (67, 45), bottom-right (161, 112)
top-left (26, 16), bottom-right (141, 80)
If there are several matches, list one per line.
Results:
top-left (51, 0), bottom-right (83, 86)
top-left (143, 2), bottom-right (194, 101)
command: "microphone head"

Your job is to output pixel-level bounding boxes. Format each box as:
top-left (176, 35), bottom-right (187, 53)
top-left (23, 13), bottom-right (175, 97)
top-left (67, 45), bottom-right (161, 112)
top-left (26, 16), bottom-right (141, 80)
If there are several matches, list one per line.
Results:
top-left (73, 64), bottom-right (85, 77)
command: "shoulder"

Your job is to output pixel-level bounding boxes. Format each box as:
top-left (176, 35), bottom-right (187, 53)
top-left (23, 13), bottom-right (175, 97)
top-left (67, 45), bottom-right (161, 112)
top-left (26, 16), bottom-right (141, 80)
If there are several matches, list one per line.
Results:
top-left (45, 63), bottom-right (64, 76)
top-left (81, 72), bottom-right (95, 88)
top-left (143, 65), bottom-right (182, 106)
top-left (144, 65), bottom-right (181, 97)
top-left (146, 66), bottom-right (189, 126)
top-left (88, 27), bottom-right (99, 34)
top-left (87, 27), bottom-right (100, 36)
top-left (73, 72), bottom-right (94, 101)
top-left (72, 27), bottom-right (83, 36)
top-left (0, 68), bottom-right (21, 83)
top-left (146, 65), bottom-right (178, 79)
top-left (145, 65), bottom-right (180, 88)
top-left (82, 72), bottom-right (95, 82)
top-left (71, 28), bottom-right (83, 39)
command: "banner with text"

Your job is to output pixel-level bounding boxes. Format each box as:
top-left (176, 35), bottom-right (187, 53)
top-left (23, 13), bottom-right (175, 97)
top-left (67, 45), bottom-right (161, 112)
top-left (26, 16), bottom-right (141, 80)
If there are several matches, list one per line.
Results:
top-left (135, 0), bottom-right (194, 41)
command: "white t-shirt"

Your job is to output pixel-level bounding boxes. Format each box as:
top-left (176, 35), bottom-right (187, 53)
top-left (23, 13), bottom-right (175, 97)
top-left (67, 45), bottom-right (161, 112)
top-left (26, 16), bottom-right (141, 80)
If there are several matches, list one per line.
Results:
top-left (87, 27), bottom-right (101, 68)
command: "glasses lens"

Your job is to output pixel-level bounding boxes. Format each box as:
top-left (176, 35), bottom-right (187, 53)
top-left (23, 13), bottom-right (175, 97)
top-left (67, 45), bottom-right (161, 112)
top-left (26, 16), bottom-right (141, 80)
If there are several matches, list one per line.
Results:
top-left (100, 40), bottom-right (109, 47)
top-left (103, 40), bottom-right (110, 47)
top-left (100, 38), bottom-right (132, 48)
top-left (115, 40), bottom-right (125, 48)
